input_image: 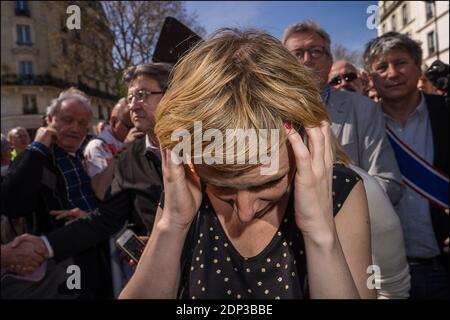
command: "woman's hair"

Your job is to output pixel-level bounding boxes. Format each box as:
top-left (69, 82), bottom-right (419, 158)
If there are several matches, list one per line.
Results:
top-left (156, 28), bottom-right (347, 173)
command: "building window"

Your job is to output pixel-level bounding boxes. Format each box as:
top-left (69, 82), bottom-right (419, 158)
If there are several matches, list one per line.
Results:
top-left (426, 1), bottom-right (435, 21)
top-left (16, 25), bottom-right (32, 45)
top-left (19, 61), bottom-right (33, 75)
top-left (402, 3), bottom-right (409, 26)
top-left (391, 14), bottom-right (397, 32)
top-left (382, 24), bottom-right (386, 34)
top-left (427, 31), bottom-right (436, 55)
top-left (22, 94), bottom-right (37, 114)
top-left (15, 0), bottom-right (30, 17)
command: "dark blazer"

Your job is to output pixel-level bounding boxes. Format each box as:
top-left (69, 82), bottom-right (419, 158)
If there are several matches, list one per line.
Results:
top-left (1, 145), bottom-right (113, 298)
top-left (424, 94), bottom-right (449, 265)
top-left (1, 146), bottom-right (68, 233)
top-left (328, 90), bottom-right (404, 205)
top-left (45, 137), bottom-right (163, 261)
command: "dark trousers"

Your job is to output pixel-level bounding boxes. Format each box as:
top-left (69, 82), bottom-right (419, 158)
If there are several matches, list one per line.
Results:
top-left (408, 257), bottom-right (450, 300)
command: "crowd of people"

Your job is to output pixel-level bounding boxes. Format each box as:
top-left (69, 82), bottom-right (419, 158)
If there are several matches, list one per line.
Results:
top-left (1, 20), bottom-right (448, 300)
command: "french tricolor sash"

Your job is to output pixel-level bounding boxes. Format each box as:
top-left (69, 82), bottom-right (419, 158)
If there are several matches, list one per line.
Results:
top-left (386, 125), bottom-right (449, 211)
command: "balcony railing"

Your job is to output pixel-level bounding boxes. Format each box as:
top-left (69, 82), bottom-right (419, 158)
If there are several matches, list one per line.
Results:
top-left (1, 74), bottom-right (118, 101)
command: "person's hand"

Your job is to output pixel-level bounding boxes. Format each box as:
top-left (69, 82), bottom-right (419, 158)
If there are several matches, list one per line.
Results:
top-left (123, 128), bottom-right (145, 149)
top-left (285, 121), bottom-right (335, 243)
top-left (49, 208), bottom-right (88, 225)
top-left (34, 126), bottom-right (58, 148)
top-left (444, 237), bottom-right (449, 254)
top-left (4, 234), bottom-right (49, 274)
top-left (158, 148), bottom-right (202, 230)
top-left (138, 236), bottom-right (149, 244)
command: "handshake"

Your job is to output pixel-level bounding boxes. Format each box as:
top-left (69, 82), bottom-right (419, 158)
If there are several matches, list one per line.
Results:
top-left (1, 208), bottom-right (88, 275)
top-left (1, 234), bottom-right (49, 276)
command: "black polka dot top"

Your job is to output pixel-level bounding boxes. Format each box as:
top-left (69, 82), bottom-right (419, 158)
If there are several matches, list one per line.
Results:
top-left (177, 164), bottom-right (360, 299)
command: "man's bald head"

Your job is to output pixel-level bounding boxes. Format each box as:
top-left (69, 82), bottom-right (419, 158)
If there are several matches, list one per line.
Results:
top-left (111, 98), bottom-right (131, 124)
top-left (110, 98), bottom-right (133, 142)
top-left (328, 60), bottom-right (363, 93)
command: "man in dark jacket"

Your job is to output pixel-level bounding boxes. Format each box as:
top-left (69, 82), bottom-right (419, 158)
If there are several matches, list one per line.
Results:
top-left (364, 32), bottom-right (449, 299)
top-left (6, 63), bottom-right (172, 297)
top-left (1, 91), bottom-right (113, 298)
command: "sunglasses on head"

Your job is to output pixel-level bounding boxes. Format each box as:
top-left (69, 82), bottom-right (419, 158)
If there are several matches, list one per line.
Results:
top-left (329, 72), bottom-right (358, 86)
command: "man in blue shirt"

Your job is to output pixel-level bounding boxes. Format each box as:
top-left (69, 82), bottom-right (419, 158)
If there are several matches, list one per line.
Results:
top-left (364, 32), bottom-right (449, 299)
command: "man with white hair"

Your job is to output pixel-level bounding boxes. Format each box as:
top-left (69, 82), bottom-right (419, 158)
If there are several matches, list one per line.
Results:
top-left (1, 91), bottom-right (113, 298)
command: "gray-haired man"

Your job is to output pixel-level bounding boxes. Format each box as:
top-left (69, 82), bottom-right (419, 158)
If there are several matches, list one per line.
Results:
top-left (364, 32), bottom-right (449, 299)
top-left (9, 63), bottom-right (173, 297)
top-left (1, 92), bottom-right (114, 298)
top-left (283, 20), bottom-right (404, 205)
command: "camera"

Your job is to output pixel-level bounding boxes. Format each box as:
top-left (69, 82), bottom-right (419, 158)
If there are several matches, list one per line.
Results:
top-left (425, 59), bottom-right (449, 94)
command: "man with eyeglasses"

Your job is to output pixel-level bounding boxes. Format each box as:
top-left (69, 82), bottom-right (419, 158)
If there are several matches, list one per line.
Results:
top-left (9, 63), bottom-right (172, 298)
top-left (328, 60), bottom-right (364, 94)
top-left (283, 20), bottom-right (403, 206)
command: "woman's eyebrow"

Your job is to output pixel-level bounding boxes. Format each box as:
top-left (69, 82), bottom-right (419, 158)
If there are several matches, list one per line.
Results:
top-left (203, 170), bottom-right (288, 189)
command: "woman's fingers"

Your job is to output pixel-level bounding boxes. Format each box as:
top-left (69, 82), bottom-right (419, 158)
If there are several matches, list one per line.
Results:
top-left (161, 147), bottom-right (184, 182)
top-left (320, 121), bottom-right (333, 170)
top-left (285, 121), bottom-right (333, 186)
top-left (284, 124), bottom-right (313, 183)
top-left (305, 125), bottom-right (325, 175)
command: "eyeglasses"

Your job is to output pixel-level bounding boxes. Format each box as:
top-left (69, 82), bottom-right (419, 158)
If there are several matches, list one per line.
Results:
top-left (329, 73), bottom-right (358, 86)
top-left (126, 89), bottom-right (164, 104)
top-left (291, 46), bottom-right (328, 60)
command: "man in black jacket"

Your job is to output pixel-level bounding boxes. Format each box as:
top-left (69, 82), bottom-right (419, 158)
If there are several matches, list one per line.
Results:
top-left (1, 91), bottom-right (113, 298)
top-left (6, 63), bottom-right (172, 295)
top-left (364, 32), bottom-right (449, 299)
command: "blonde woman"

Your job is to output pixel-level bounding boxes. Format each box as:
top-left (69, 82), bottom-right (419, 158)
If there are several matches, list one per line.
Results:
top-left (120, 29), bottom-right (375, 299)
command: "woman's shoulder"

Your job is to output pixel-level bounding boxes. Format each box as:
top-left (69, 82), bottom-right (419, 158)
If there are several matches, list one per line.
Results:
top-left (332, 163), bottom-right (362, 216)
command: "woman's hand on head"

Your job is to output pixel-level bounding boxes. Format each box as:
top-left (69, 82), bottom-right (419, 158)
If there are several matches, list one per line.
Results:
top-left (285, 121), bottom-right (335, 243)
top-left (159, 148), bottom-right (203, 230)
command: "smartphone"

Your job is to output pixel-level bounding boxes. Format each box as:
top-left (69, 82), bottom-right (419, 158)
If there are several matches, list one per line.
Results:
top-left (115, 229), bottom-right (146, 264)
